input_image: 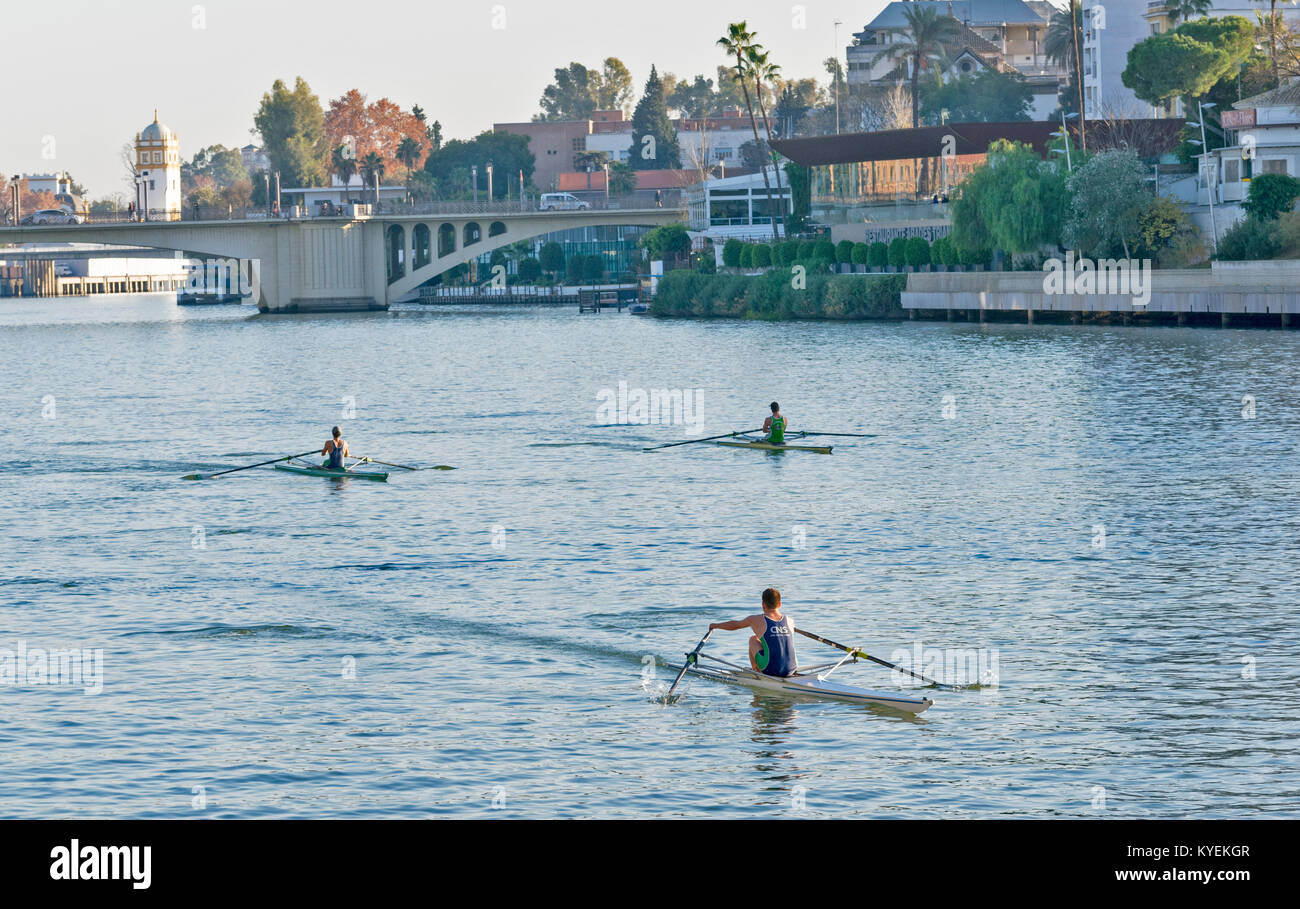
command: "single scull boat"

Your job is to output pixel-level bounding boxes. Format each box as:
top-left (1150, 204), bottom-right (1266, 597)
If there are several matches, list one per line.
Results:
top-left (716, 440), bottom-right (832, 454)
top-left (273, 463), bottom-right (388, 481)
top-left (667, 635), bottom-right (934, 713)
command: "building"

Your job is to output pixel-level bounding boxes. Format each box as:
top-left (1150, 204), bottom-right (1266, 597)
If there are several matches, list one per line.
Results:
top-left (684, 170), bottom-right (792, 242)
top-left (240, 144), bottom-right (271, 173)
top-left (1083, 1), bottom-right (1300, 120)
top-left (1198, 80), bottom-right (1300, 234)
top-left (495, 110), bottom-right (771, 191)
top-left (848, 1), bottom-right (1063, 87)
top-left (134, 112), bottom-right (182, 220)
top-left (279, 176), bottom-right (409, 212)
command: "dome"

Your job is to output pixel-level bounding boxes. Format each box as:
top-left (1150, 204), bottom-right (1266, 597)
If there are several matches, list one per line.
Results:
top-left (140, 112), bottom-right (173, 142)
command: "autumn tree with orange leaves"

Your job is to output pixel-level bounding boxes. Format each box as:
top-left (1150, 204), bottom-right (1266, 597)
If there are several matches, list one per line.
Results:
top-left (323, 90), bottom-right (429, 182)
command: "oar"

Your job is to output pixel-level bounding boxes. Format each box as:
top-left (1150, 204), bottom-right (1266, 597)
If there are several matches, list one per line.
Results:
top-left (665, 629), bottom-right (714, 700)
top-left (787, 431), bottom-right (875, 439)
top-left (182, 450), bottom-right (317, 481)
top-left (795, 628), bottom-right (957, 690)
top-left (352, 457), bottom-right (456, 471)
top-left (643, 430), bottom-right (762, 452)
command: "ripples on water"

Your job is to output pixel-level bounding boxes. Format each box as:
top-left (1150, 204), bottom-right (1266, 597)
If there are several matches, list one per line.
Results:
top-left (0, 295), bottom-right (1296, 818)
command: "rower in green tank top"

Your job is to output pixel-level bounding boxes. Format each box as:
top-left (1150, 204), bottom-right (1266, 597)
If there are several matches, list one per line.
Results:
top-left (763, 402), bottom-right (786, 444)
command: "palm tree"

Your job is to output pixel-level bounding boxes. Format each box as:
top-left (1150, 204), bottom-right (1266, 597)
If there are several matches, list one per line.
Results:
top-left (331, 144), bottom-right (357, 202)
top-left (1044, 5), bottom-right (1080, 73)
top-left (887, 5), bottom-right (960, 128)
top-left (1166, 0), bottom-right (1213, 23)
top-left (396, 136), bottom-right (423, 194)
top-left (359, 152), bottom-right (385, 205)
top-left (718, 22), bottom-right (780, 243)
top-left (1254, 1), bottom-right (1298, 88)
top-left (745, 45), bottom-right (789, 238)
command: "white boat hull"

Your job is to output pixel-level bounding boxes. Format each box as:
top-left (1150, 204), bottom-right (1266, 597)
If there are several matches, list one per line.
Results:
top-left (675, 664), bottom-right (934, 714)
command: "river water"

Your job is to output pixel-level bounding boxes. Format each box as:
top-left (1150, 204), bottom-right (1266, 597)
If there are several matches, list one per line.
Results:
top-left (2, 294), bottom-right (1297, 818)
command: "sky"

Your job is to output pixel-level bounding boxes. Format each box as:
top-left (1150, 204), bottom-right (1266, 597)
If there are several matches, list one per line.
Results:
top-left (3, 0), bottom-right (900, 197)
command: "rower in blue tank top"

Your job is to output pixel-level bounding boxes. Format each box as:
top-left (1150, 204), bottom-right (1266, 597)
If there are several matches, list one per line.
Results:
top-left (322, 426), bottom-right (348, 469)
top-left (708, 588), bottom-right (796, 677)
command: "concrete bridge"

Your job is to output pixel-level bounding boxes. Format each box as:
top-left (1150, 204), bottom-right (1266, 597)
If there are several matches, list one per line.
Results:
top-left (0, 204), bottom-right (682, 312)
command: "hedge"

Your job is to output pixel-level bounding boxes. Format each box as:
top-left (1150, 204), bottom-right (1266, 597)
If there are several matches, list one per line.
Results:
top-left (905, 236), bottom-right (931, 268)
top-left (650, 270), bottom-right (907, 320)
top-left (888, 237), bottom-right (909, 268)
top-left (722, 238), bottom-right (743, 267)
top-left (868, 242), bottom-right (889, 268)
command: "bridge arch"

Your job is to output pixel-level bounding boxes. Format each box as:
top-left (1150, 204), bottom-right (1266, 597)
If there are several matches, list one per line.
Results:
top-left (437, 223), bottom-right (456, 258)
top-left (413, 224), bottom-right (431, 269)
top-left (386, 224), bottom-right (406, 283)
top-left (463, 222), bottom-right (481, 247)
top-left (488, 221), bottom-right (507, 238)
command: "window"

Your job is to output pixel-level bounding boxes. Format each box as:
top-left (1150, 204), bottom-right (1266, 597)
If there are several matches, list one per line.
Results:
top-left (572, 138), bottom-right (584, 151)
top-left (1224, 159), bottom-right (1240, 183)
top-left (153, 151), bottom-right (162, 163)
top-left (1262, 160), bottom-right (1289, 175)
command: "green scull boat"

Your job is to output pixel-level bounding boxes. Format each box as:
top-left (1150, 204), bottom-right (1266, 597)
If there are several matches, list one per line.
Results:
top-left (273, 464), bottom-right (389, 481)
top-left (716, 440), bottom-right (833, 454)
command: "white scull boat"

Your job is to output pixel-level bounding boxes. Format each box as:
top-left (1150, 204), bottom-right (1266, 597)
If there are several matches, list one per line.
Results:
top-left (669, 648), bottom-right (934, 714)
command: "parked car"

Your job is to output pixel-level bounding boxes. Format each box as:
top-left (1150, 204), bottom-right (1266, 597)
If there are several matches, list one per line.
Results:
top-left (538, 192), bottom-right (590, 212)
top-left (21, 209), bottom-right (83, 225)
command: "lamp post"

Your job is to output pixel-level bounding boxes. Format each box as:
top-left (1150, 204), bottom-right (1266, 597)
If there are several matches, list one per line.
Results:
top-left (486, 161), bottom-right (494, 203)
top-left (1188, 101), bottom-right (1219, 254)
top-left (1056, 111), bottom-right (1079, 171)
top-left (603, 162), bottom-right (610, 202)
top-left (833, 19), bottom-right (843, 135)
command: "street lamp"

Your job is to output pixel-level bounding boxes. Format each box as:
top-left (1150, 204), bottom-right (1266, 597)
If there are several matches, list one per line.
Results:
top-left (833, 19), bottom-right (843, 135)
top-left (471, 165), bottom-right (478, 205)
top-left (603, 162), bottom-right (610, 202)
top-left (1188, 101), bottom-right (1218, 253)
top-left (486, 161), bottom-right (494, 203)
top-left (1057, 111), bottom-right (1079, 171)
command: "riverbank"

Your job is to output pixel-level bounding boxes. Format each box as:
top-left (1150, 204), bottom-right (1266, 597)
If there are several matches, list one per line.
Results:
top-left (650, 270), bottom-right (906, 320)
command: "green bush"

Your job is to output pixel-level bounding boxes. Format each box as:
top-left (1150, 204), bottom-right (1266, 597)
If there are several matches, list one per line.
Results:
top-left (517, 257), bottom-right (542, 282)
top-left (583, 254), bottom-right (605, 282)
top-left (739, 244), bottom-right (754, 268)
top-left (651, 271), bottom-right (907, 320)
top-left (753, 244), bottom-right (772, 267)
top-left (905, 236), bottom-right (932, 267)
top-left (1216, 215), bottom-right (1281, 261)
top-left (799, 240), bottom-right (818, 260)
top-left (539, 241), bottom-right (565, 276)
top-left (777, 240), bottom-right (800, 266)
top-left (835, 240), bottom-right (855, 264)
top-left (813, 240), bottom-right (836, 263)
top-left (722, 238), bottom-right (743, 267)
top-left (1243, 173), bottom-right (1300, 221)
top-left (868, 242), bottom-right (889, 268)
top-left (888, 237), bottom-right (909, 268)
top-left (930, 236), bottom-right (952, 266)
top-left (851, 242), bottom-right (869, 266)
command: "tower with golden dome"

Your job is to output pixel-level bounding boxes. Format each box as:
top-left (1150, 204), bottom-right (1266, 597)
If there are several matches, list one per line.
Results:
top-left (134, 111), bottom-right (181, 220)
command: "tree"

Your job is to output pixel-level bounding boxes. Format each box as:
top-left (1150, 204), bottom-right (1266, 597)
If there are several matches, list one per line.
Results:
top-left (1167, 0), bottom-right (1214, 23)
top-left (868, 242), bottom-right (889, 268)
top-left (921, 68), bottom-right (1033, 123)
top-left (906, 236), bottom-right (932, 268)
top-left (888, 237), bottom-right (909, 268)
top-left (627, 65), bottom-right (681, 171)
top-left (1242, 173), bottom-right (1300, 220)
top-left (253, 77), bottom-right (327, 186)
top-left (396, 136), bottom-right (423, 190)
top-left (719, 22), bottom-right (779, 241)
top-left (359, 152), bottom-right (385, 203)
top-left (538, 63), bottom-right (600, 120)
top-left (1135, 195), bottom-right (1203, 265)
top-left (1063, 148), bottom-right (1152, 258)
top-left (745, 44), bottom-right (789, 237)
top-left (181, 145), bottom-right (249, 194)
top-left (430, 120), bottom-right (443, 151)
top-left (332, 145), bottom-right (357, 199)
top-left (1123, 16), bottom-right (1256, 106)
top-left (607, 161), bottom-right (637, 196)
top-left (886, 5), bottom-right (961, 128)
top-left (641, 223), bottom-right (692, 261)
top-left (596, 58), bottom-right (634, 111)
top-left (517, 257), bottom-right (542, 282)
top-left (1253, 1), bottom-right (1299, 87)
top-left (951, 140), bottom-right (1069, 256)
top-left (423, 131), bottom-right (534, 200)
top-left (323, 90), bottom-right (428, 178)
top-left (668, 74), bottom-right (716, 117)
top-left (539, 242), bottom-right (565, 278)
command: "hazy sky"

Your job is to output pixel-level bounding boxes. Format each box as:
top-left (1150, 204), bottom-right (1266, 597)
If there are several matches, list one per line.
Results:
top-left (4, 0), bottom-right (897, 196)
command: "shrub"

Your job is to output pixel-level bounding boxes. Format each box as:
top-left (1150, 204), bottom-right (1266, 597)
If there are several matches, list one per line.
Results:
top-left (753, 244), bottom-right (772, 267)
top-left (851, 242), bottom-right (869, 266)
top-left (583, 254), bottom-right (605, 282)
top-left (738, 244), bottom-right (754, 268)
top-left (814, 240), bottom-right (836, 263)
top-left (930, 236), bottom-right (953, 266)
top-left (835, 240), bottom-right (856, 264)
top-left (539, 241), bottom-right (565, 276)
top-left (517, 257), bottom-right (542, 282)
top-left (1215, 216), bottom-right (1281, 261)
top-left (888, 236), bottom-right (909, 268)
top-left (905, 236), bottom-right (932, 267)
top-left (722, 238), bottom-right (743, 267)
top-left (868, 242), bottom-right (889, 268)
top-left (777, 240), bottom-right (800, 266)
top-left (799, 240), bottom-right (818, 260)
top-left (1242, 173), bottom-right (1300, 221)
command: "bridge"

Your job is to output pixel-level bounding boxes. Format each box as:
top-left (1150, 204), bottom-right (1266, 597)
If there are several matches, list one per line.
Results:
top-left (0, 202), bottom-right (683, 312)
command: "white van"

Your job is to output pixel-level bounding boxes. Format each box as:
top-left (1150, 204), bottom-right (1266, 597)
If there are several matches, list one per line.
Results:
top-left (539, 192), bottom-right (590, 211)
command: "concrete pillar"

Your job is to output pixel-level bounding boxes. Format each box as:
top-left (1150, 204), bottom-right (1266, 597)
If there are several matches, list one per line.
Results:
top-left (979, 308), bottom-right (986, 323)
top-left (1027, 309), bottom-right (1035, 324)
top-left (1221, 312), bottom-right (1230, 328)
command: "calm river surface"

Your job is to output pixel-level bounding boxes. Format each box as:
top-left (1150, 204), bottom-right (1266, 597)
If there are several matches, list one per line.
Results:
top-left (2, 294), bottom-right (1297, 818)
